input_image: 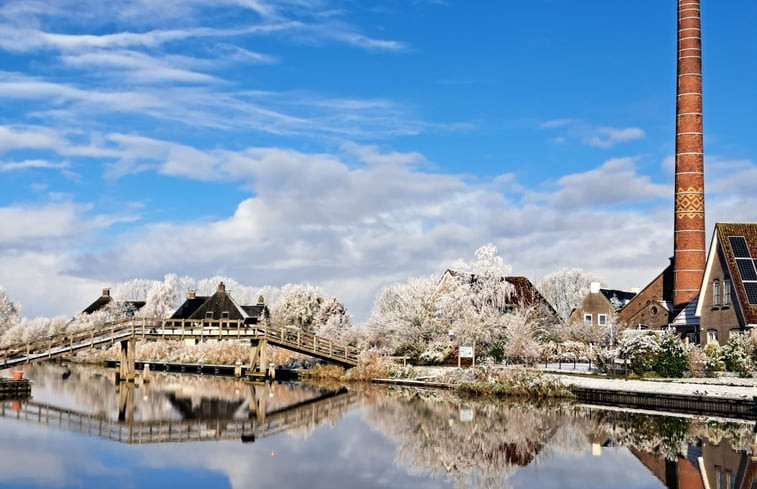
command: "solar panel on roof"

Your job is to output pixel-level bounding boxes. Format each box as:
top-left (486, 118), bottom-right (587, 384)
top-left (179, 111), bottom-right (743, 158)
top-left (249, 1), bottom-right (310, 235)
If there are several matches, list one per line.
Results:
top-left (729, 236), bottom-right (751, 258)
top-left (745, 283), bottom-right (757, 305)
top-left (737, 259), bottom-right (757, 281)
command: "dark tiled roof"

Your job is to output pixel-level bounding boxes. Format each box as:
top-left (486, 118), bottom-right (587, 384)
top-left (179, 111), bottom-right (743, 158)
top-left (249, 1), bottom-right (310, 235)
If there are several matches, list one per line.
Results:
top-left (170, 297), bottom-right (210, 319)
top-left (241, 304), bottom-right (270, 321)
top-left (444, 270), bottom-right (559, 318)
top-left (600, 289), bottom-right (636, 309)
top-left (716, 223), bottom-right (757, 325)
top-left (189, 291), bottom-right (246, 321)
top-left (82, 296), bottom-right (145, 315)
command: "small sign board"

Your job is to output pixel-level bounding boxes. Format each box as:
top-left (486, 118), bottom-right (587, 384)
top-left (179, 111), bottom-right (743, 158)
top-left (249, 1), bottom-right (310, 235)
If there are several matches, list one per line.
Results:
top-left (459, 408), bottom-right (474, 423)
top-left (459, 346), bottom-right (473, 358)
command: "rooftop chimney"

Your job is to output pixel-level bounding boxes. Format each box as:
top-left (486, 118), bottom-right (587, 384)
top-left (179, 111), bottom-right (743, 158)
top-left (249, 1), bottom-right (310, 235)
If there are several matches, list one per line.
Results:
top-left (217, 282), bottom-right (226, 293)
top-left (188, 289), bottom-right (196, 299)
top-left (590, 282), bottom-right (601, 294)
top-left (673, 0), bottom-right (706, 309)
top-left (102, 288), bottom-right (110, 297)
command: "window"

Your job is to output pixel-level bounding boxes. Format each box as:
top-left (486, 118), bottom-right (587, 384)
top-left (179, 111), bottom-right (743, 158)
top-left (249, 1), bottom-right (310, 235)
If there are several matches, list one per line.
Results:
top-left (205, 311), bottom-right (214, 319)
top-left (584, 314), bottom-right (592, 325)
top-left (707, 329), bottom-right (718, 345)
top-left (713, 279), bottom-right (721, 306)
top-left (598, 314), bottom-right (607, 326)
top-left (221, 311), bottom-right (230, 319)
top-left (724, 279), bottom-right (731, 306)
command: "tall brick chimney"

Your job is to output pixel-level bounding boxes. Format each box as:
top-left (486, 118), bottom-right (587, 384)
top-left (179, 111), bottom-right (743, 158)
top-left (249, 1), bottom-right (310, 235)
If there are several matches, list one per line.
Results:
top-left (673, 0), bottom-right (706, 309)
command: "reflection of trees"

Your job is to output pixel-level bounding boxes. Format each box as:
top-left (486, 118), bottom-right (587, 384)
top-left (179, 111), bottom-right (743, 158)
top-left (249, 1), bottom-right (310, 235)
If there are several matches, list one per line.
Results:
top-left (363, 387), bottom-right (757, 489)
top-left (365, 390), bottom-right (570, 489)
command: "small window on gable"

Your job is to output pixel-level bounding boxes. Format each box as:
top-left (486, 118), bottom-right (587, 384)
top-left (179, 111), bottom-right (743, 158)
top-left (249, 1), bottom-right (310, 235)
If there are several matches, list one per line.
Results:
top-left (598, 314), bottom-right (607, 326)
top-left (584, 314), bottom-right (592, 325)
top-left (713, 279), bottom-right (721, 306)
top-left (205, 311), bottom-right (214, 319)
top-left (723, 279), bottom-right (731, 306)
top-left (221, 311), bottom-right (230, 319)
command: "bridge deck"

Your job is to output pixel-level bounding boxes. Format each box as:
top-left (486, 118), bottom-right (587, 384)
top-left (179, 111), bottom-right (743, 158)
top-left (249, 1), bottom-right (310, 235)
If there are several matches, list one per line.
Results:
top-left (0, 319), bottom-right (358, 370)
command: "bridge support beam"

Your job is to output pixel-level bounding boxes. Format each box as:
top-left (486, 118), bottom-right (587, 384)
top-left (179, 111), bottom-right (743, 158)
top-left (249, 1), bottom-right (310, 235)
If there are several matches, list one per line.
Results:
top-left (118, 338), bottom-right (136, 382)
top-left (117, 383), bottom-right (135, 423)
top-left (248, 383), bottom-right (268, 423)
top-left (248, 338), bottom-right (269, 378)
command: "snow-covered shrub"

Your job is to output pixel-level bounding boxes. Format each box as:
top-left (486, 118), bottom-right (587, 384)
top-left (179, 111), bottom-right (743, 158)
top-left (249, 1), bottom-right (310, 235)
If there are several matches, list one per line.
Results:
top-left (721, 332), bottom-right (754, 377)
top-left (418, 342), bottom-right (451, 365)
top-left (620, 332), bottom-right (661, 375)
top-left (686, 344), bottom-right (708, 378)
top-left (654, 332), bottom-right (688, 378)
top-left (703, 343), bottom-right (725, 373)
top-left (591, 347), bottom-right (618, 374)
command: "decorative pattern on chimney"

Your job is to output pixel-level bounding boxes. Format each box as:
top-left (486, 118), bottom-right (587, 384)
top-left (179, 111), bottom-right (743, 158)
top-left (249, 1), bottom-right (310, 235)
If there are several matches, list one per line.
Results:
top-left (673, 0), bottom-right (706, 309)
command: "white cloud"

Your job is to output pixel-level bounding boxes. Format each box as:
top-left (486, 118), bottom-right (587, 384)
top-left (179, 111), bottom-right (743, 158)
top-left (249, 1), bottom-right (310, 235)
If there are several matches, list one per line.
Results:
top-left (540, 119), bottom-right (645, 148)
top-left (582, 127), bottom-right (645, 148)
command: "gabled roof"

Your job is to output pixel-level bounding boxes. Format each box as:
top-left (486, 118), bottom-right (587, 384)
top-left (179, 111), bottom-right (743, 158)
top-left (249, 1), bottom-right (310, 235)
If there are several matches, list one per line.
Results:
top-left (82, 289), bottom-right (145, 315)
top-left (170, 296), bottom-right (210, 319)
top-left (599, 289), bottom-right (636, 309)
top-left (241, 304), bottom-right (269, 321)
top-left (671, 294), bottom-right (699, 326)
top-left (189, 290), bottom-right (248, 320)
top-left (441, 269), bottom-right (559, 317)
top-left (697, 223), bottom-right (757, 325)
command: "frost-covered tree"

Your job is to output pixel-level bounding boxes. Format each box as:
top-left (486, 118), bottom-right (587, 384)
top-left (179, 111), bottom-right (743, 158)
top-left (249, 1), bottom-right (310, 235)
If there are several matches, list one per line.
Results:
top-left (2, 316), bottom-right (69, 345)
top-left (138, 274), bottom-right (193, 318)
top-left (315, 298), bottom-right (352, 341)
top-left (270, 284), bottom-right (327, 333)
top-left (0, 286), bottom-right (20, 337)
top-left (538, 268), bottom-right (603, 320)
top-left (444, 244), bottom-right (516, 347)
top-left (365, 274), bottom-right (440, 354)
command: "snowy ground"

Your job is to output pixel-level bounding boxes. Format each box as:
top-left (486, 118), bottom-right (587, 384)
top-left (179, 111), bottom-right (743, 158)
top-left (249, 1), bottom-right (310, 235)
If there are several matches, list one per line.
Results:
top-left (405, 365), bottom-right (757, 400)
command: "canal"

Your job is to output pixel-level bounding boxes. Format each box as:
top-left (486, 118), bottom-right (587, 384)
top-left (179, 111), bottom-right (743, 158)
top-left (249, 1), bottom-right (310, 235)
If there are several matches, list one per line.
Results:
top-left (1, 364), bottom-right (754, 489)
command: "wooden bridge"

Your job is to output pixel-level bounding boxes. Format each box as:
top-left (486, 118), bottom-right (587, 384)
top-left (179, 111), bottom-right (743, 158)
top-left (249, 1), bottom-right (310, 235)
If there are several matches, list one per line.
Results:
top-left (0, 387), bottom-right (359, 445)
top-left (0, 318), bottom-right (359, 377)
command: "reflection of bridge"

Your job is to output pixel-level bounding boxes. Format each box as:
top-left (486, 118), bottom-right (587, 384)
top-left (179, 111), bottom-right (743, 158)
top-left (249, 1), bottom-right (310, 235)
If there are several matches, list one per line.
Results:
top-left (0, 386), bottom-right (359, 445)
top-left (0, 318), bottom-right (358, 377)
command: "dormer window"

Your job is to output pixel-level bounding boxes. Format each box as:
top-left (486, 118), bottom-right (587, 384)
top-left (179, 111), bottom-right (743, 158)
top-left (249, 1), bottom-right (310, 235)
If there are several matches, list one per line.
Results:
top-left (205, 311), bottom-right (214, 319)
top-left (713, 279), bottom-right (721, 307)
top-left (221, 311), bottom-right (230, 319)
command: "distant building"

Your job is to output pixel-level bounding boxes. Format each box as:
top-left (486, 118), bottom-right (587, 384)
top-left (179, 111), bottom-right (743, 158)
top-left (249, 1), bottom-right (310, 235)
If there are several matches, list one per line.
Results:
top-left (568, 282), bottom-right (635, 328)
top-left (616, 264), bottom-right (675, 331)
top-left (81, 288), bottom-right (145, 316)
top-left (437, 269), bottom-right (560, 321)
top-left (170, 282), bottom-right (270, 325)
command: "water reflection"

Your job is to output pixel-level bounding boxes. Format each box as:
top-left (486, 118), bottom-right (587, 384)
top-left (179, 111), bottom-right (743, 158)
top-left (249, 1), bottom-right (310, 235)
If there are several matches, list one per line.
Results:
top-left (1, 364), bottom-right (756, 489)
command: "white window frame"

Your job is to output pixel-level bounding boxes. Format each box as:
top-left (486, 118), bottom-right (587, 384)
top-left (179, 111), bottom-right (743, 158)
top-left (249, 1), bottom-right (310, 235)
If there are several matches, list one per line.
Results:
top-left (707, 329), bottom-right (718, 345)
top-left (584, 313), bottom-right (592, 325)
top-left (713, 279), bottom-right (721, 306)
top-left (598, 314), bottom-right (607, 326)
top-left (723, 279), bottom-right (731, 306)
top-left (205, 311), bottom-right (214, 319)
top-left (221, 311), bottom-right (230, 319)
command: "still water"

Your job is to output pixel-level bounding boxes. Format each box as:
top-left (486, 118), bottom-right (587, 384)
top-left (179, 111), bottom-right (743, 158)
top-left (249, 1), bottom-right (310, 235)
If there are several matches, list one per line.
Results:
top-left (1, 364), bottom-right (755, 489)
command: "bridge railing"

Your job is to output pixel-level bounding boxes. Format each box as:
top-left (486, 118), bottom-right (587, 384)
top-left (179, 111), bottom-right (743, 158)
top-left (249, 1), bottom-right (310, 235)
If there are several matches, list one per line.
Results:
top-left (1, 317), bottom-right (359, 368)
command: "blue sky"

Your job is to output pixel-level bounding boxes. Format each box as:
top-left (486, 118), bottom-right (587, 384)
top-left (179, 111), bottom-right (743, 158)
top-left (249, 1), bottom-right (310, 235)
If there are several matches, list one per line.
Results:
top-left (1, 0), bottom-right (756, 320)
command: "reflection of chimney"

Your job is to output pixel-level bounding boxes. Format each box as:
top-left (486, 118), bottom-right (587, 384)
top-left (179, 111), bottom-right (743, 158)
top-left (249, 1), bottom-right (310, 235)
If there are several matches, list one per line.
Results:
top-left (217, 282), bottom-right (226, 293)
top-left (673, 0), bottom-right (706, 309)
top-left (590, 282), bottom-right (601, 294)
top-left (188, 290), bottom-right (196, 299)
top-left (102, 288), bottom-right (110, 297)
